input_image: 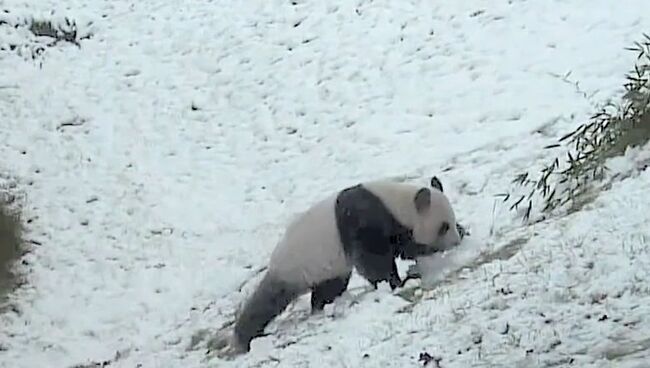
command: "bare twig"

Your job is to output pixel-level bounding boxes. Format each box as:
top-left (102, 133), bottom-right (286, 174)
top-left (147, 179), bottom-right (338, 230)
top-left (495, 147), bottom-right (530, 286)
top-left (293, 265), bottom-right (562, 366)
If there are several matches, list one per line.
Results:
top-left (57, 117), bottom-right (87, 131)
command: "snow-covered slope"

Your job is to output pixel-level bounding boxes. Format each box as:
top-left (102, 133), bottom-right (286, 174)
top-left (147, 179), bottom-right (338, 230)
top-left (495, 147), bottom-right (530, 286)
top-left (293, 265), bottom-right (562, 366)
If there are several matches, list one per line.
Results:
top-left (1, 0), bottom-right (649, 367)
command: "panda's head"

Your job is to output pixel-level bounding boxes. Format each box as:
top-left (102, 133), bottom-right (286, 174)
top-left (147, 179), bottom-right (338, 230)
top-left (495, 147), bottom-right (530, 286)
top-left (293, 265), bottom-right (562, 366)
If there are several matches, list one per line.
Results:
top-left (402, 176), bottom-right (461, 259)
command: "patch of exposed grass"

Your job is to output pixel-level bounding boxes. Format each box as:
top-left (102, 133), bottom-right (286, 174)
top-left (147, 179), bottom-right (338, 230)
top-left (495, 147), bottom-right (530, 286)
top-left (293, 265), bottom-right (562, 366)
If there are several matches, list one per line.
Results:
top-left (0, 10), bottom-right (93, 66)
top-left (28, 17), bottom-right (91, 47)
top-left (0, 194), bottom-right (24, 300)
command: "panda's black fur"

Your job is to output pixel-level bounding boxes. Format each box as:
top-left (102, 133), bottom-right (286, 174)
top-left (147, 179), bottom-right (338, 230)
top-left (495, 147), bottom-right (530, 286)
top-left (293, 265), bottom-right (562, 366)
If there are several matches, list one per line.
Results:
top-left (227, 176), bottom-right (462, 354)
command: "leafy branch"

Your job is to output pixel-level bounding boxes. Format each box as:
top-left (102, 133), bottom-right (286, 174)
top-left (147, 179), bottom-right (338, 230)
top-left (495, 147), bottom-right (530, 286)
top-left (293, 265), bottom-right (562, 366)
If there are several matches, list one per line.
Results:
top-left (505, 33), bottom-right (650, 222)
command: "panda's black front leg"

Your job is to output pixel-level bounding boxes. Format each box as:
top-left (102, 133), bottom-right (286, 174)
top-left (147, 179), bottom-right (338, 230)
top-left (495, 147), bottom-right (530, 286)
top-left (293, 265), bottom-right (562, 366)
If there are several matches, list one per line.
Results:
top-left (353, 249), bottom-right (400, 290)
top-left (349, 228), bottom-right (404, 290)
top-left (388, 259), bottom-right (402, 290)
top-left (365, 258), bottom-right (401, 290)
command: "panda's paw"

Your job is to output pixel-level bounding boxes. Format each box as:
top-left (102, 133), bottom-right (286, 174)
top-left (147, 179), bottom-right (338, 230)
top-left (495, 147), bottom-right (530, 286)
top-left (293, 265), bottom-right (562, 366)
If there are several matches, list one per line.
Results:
top-left (219, 342), bottom-right (247, 359)
top-left (206, 330), bottom-right (247, 360)
top-left (322, 295), bottom-right (352, 319)
top-left (310, 307), bottom-right (324, 316)
top-left (209, 346), bottom-right (240, 361)
top-left (206, 331), bottom-right (230, 352)
top-left (323, 303), bottom-right (337, 317)
top-left (406, 264), bottom-right (421, 279)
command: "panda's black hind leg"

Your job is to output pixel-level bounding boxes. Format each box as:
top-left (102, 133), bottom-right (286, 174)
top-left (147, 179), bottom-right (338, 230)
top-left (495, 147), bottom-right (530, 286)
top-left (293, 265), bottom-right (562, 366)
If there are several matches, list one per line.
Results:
top-left (310, 273), bottom-right (351, 312)
top-left (233, 273), bottom-right (301, 352)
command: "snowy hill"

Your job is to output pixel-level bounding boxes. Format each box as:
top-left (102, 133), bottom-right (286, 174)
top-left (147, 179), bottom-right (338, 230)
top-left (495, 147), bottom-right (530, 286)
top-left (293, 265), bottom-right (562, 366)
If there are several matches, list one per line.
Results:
top-left (1, 0), bottom-right (649, 367)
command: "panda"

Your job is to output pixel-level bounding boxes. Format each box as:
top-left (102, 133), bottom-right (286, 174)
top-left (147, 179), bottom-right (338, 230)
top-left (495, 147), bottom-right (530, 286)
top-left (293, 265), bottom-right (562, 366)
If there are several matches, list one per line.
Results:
top-left (218, 176), bottom-right (464, 356)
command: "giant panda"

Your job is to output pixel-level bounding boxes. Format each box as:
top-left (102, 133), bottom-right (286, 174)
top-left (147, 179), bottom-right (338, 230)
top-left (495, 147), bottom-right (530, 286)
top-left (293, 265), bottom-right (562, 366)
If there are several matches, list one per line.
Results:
top-left (217, 176), bottom-right (464, 356)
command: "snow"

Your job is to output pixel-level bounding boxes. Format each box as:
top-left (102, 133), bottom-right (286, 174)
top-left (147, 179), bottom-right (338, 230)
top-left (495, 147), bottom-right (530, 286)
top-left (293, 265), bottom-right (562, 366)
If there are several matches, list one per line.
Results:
top-left (1, 0), bottom-right (649, 367)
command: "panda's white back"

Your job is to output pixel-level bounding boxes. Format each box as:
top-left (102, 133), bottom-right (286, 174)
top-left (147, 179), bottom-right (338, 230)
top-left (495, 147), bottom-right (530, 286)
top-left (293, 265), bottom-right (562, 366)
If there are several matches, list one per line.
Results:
top-left (267, 193), bottom-right (352, 289)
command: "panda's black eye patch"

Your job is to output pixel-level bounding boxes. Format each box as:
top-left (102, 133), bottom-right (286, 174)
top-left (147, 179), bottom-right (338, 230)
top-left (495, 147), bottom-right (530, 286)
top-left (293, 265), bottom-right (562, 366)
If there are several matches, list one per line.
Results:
top-left (438, 222), bottom-right (450, 236)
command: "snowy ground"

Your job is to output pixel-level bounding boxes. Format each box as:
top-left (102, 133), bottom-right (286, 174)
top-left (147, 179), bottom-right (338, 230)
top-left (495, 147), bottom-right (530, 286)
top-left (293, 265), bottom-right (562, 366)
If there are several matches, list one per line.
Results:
top-left (1, 0), bottom-right (649, 367)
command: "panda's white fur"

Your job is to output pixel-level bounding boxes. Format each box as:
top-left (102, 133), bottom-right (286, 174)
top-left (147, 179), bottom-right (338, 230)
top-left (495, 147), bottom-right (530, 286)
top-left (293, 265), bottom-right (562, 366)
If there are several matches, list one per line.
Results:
top-left (268, 192), bottom-right (350, 288)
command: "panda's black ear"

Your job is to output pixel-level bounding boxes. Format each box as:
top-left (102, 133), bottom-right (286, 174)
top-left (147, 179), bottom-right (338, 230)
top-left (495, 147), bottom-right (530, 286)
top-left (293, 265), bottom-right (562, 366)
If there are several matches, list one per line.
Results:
top-left (430, 176), bottom-right (443, 192)
top-left (414, 187), bottom-right (431, 213)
